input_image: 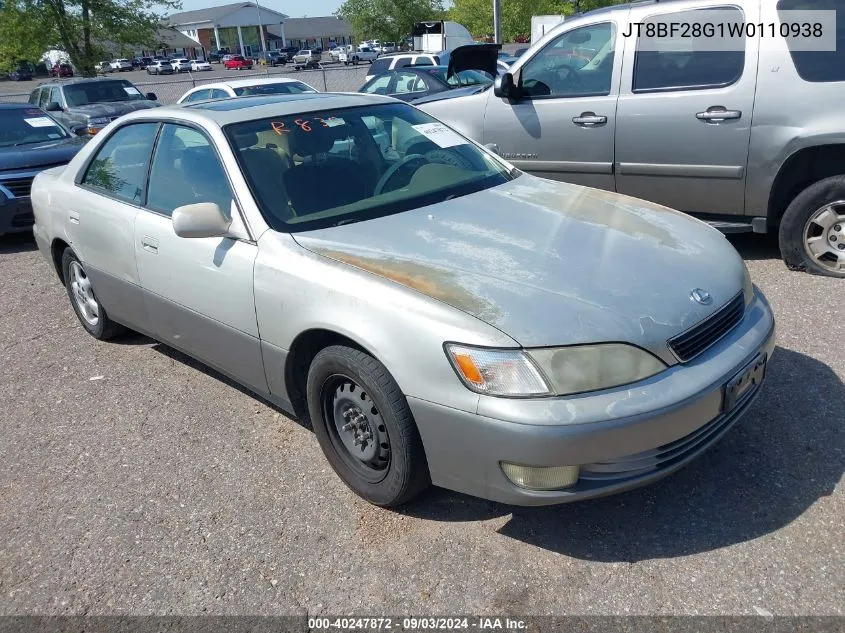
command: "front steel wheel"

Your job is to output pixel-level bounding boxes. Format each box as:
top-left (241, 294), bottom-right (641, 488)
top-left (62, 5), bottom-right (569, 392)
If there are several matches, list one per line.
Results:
top-left (307, 345), bottom-right (430, 507)
top-left (802, 202), bottom-right (845, 275)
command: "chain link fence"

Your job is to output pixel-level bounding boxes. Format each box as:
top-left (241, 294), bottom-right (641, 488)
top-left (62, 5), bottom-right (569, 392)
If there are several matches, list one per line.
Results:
top-left (0, 64), bottom-right (371, 105)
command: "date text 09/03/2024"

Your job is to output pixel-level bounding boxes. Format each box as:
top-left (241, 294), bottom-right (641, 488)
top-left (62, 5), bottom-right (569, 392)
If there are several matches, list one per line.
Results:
top-left (308, 617), bottom-right (527, 631)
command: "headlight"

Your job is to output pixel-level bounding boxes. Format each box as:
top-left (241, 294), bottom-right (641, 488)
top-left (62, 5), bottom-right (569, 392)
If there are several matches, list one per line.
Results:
top-left (445, 343), bottom-right (667, 397)
top-left (444, 344), bottom-right (551, 397)
top-left (528, 344), bottom-right (666, 396)
top-left (742, 263), bottom-right (754, 307)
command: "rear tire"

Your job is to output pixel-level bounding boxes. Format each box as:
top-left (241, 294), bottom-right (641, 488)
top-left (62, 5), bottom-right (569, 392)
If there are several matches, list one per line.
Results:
top-left (779, 175), bottom-right (845, 278)
top-left (61, 248), bottom-right (125, 340)
top-left (306, 345), bottom-right (430, 507)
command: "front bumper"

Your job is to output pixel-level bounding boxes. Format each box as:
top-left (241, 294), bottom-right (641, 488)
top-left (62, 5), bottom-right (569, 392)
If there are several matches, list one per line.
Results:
top-left (409, 290), bottom-right (776, 506)
top-left (0, 196), bottom-right (35, 234)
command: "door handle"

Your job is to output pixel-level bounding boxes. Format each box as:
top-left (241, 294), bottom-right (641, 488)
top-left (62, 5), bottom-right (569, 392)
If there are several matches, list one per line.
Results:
top-left (69, 210), bottom-right (80, 224)
top-left (140, 236), bottom-right (159, 253)
top-left (572, 112), bottom-right (607, 126)
top-left (696, 107), bottom-right (742, 122)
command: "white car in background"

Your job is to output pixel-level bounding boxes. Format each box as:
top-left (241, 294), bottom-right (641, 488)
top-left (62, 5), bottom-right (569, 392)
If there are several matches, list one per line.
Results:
top-left (109, 59), bottom-right (132, 72)
top-left (190, 59), bottom-right (213, 71)
top-left (171, 58), bottom-right (192, 72)
top-left (177, 77), bottom-right (319, 104)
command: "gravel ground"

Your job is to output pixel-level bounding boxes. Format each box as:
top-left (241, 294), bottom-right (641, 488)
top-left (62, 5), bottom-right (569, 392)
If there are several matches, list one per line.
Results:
top-left (0, 231), bottom-right (842, 617)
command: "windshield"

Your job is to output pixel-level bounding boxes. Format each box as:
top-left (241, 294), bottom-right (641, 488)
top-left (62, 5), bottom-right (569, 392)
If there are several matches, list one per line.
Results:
top-left (64, 80), bottom-right (145, 106)
top-left (0, 108), bottom-right (69, 147)
top-left (225, 102), bottom-right (515, 233)
top-left (297, 50), bottom-right (310, 55)
top-left (233, 81), bottom-right (317, 96)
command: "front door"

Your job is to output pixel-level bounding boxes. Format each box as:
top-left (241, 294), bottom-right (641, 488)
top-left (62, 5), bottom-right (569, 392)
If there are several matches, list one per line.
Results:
top-left (614, 3), bottom-right (760, 216)
top-left (69, 122), bottom-right (160, 328)
top-left (481, 19), bottom-right (623, 190)
top-left (133, 123), bottom-right (267, 393)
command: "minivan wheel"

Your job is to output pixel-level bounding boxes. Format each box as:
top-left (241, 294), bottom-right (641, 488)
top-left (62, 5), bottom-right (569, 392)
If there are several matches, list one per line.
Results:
top-left (780, 175), bottom-right (845, 277)
top-left (61, 248), bottom-right (125, 340)
top-left (306, 345), bottom-right (430, 507)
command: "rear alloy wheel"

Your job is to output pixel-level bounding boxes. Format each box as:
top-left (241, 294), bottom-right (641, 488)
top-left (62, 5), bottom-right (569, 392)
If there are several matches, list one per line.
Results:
top-left (307, 345), bottom-right (430, 507)
top-left (61, 248), bottom-right (125, 340)
top-left (780, 175), bottom-right (845, 277)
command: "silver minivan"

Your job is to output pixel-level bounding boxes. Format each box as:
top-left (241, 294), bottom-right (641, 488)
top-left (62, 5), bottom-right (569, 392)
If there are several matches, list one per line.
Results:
top-left (419, 0), bottom-right (845, 277)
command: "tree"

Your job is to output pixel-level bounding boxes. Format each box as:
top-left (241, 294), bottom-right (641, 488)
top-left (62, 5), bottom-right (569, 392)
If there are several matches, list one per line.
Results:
top-left (449, 0), bottom-right (625, 42)
top-left (336, 0), bottom-right (446, 44)
top-left (0, 0), bottom-right (180, 77)
top-left (0, 1), bottom-right (51, 73)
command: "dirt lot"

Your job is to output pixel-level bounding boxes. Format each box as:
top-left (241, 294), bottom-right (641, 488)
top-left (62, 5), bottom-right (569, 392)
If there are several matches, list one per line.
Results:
top-left (0, 231), bottom-right (842, 616)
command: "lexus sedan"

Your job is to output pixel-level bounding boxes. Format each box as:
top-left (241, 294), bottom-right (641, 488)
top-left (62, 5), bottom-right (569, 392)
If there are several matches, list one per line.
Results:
top-left (30, 94), bottom-right (775, 507)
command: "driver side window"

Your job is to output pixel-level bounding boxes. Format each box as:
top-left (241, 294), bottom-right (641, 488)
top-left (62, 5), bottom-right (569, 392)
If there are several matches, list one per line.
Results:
top-left (520, 22), bottom-right (616, 98)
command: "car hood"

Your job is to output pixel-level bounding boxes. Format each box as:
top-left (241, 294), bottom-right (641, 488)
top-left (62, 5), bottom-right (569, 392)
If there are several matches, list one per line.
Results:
top-left (443, 43), bottom-right (501, 79)
top-left (0, 136), bottom-right (87, 171)
top-left (294, 176), bottom-right (746, 356)
top-left (69, 100), bottom-right (160, 118)
top-left (410, 84), bottom-right (489, 105)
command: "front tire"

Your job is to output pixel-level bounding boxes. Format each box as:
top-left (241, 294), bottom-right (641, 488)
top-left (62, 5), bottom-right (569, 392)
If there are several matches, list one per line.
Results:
top-left (779, 175), bottom-right (845, 277)
top-left (61, 249), bottom-right (125, 340)
top-left (306, 345), bottom-right (430, 507)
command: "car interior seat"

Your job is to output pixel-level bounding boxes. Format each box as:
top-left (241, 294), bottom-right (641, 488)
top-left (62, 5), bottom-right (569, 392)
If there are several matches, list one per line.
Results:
top-left (231, 128), bottom-right (295, 222)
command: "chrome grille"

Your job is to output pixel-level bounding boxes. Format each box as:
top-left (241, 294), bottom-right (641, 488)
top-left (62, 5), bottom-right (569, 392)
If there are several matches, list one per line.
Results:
top-left (668, 293), bottom-right (745, 362)
top-left (0, 176), bottom-right (35, 198)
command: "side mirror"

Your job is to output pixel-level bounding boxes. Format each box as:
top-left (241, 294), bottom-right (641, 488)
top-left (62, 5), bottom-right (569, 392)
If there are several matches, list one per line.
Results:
top-left (172, 202), bottom-right (231, 238)
top-left (493, 72), bottom-right (518, 99)
top-left (45, 101), bottom-right (62, 112)
top-left (146, 92), bottom-right (158, 101)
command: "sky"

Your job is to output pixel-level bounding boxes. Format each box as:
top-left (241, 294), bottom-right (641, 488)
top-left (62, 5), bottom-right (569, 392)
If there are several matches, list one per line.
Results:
top-left (161, 0), bottom-right (345, 18)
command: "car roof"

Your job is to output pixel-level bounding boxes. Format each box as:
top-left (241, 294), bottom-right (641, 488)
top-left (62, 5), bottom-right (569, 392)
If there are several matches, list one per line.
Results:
top-left (130, 93), bottom-right (396, 127)
top-left (38, 77), bottom-right (129, 86)
top-left (187, 77), bottom-right (310, 91)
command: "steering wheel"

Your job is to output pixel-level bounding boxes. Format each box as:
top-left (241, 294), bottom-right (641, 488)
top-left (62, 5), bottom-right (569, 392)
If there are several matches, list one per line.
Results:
top-left (424, 149), bottom-right (475, 170)
top-left (374, 153), bottom-right (428, 195)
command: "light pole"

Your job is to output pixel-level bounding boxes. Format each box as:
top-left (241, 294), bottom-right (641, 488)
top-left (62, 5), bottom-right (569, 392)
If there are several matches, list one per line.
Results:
top-left (492, 0), bottom-right (502, 44)
top-left (254, 0), bottom-right (267, 53)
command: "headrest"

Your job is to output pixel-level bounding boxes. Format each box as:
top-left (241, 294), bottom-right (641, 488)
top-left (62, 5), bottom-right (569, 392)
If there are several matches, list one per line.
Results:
top-left (231, 128), bottom-right (259, 149)
top-left (288, 124), bottom-right (337, 157)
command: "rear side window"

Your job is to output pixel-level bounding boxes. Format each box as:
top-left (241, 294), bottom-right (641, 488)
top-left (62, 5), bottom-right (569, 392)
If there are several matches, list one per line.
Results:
top-left (210, 88), bottom-right (229, 99)
top-left (392, 56), bottom-right (414, 68)
top-left (777, 0), bottom-right (844, 82)
top-left (184, 89), bottom-right (210, 102)
top-left (633, 6), bottom-right (745, 92)
top-left (368, 58), bottom-right (392, 75)
top-left (81, 123), bottom-right (159, 204)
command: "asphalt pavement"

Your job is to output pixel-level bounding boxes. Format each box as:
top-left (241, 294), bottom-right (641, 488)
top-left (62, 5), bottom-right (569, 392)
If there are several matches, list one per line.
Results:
top-left (0, 231), bottom-right (842, 616)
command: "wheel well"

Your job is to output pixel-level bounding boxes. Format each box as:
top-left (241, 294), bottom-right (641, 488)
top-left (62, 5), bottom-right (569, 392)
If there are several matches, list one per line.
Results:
top-left (50, 238), bottom-right (70, 284)
top-left (769, 144), bottom-right (845, 224)
top-left (284, 329), bottom-right (370, 423)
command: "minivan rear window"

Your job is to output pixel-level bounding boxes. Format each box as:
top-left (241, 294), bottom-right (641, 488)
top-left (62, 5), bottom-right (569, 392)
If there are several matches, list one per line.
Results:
top-left (776, 0), bottom-right (844, 83)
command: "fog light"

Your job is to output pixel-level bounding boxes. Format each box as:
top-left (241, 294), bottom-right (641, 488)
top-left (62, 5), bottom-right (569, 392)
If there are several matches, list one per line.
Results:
top-left (500, 462), bottom-right (579, 490)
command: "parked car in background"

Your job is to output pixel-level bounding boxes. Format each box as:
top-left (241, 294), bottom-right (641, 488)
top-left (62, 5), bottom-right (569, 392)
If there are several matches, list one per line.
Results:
top-left (339, 46), bottom-right (378, 66)
top-left (254, 51), bottom-right (286, 66)
top-left (50, 63), bottom-right (74, 78)
top-left (190, 59), bottom-right (212, 72)
top-left (9, 67), bottom-right (34, 81)
top-left (311, 46), bottom-right (323, 55)
top-left (207, 53), bottom-right (222, 63)
top-left (28, 78), bottom-right (160, 135)
top-left (146, 60), bottom-right (175, 75)
top-left (170, 58), bottom-right (192, 72)
top-left (224, 55), bottom-right (253, 70)
top-left (30, 93), bottom-right (774, 508)
top-left (94, 61), bottom-right (113, 74)
top-left (378, 42), bottom-right (396, 54)
top-left (365, 53), bottom-right (439, 82)
top-left (177, 77), bottom-right (318, 104)
top-left (0, 104), bottom-right (87, 235)
top-left (421, 0), bottom-right (845, 277)
top-left (359, 66), bottom-right (491, 102)
top-left (109, 59), bottom-right (132, 72)
top-left (292, 50), bottom-right (321, 70)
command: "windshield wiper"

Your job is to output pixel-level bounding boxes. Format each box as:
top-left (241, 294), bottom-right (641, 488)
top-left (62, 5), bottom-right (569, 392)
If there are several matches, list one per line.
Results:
top-left (327, 218), bottom-right (360, 228)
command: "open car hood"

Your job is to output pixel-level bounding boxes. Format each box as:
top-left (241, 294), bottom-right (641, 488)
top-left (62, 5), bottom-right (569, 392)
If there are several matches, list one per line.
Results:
top-left (445, 43), bottom-right (501, 79)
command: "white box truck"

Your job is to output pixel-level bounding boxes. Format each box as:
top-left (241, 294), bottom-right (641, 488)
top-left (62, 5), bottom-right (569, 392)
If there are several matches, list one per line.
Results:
top-left (531, 15), bottom-right (565, 44)
top-left (412, 21), bottom-right (474, 53)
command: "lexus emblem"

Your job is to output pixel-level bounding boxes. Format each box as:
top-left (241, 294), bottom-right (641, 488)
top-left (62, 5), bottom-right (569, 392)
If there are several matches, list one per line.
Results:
top-left (690, 288), bottom-right (713, 305)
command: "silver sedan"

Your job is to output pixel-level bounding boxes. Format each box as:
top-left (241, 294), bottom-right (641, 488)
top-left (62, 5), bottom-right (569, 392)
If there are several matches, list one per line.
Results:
top-left (30, 93), bottom-right (775, 507)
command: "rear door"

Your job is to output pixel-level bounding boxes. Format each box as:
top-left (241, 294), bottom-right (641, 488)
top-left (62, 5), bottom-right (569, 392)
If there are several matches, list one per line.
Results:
top-left (614, 2), bottom-right (759, 215)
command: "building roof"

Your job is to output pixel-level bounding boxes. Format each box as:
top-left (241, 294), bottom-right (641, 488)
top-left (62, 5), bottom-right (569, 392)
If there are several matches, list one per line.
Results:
top-left (282, 16), bottom-right (352, 39)
top-left (153, 26), bottom-right (203, 49)
top-left (168, 2), bottom-right (287, 26)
